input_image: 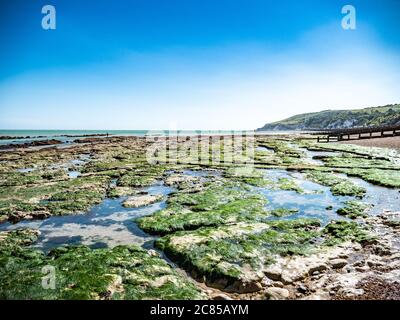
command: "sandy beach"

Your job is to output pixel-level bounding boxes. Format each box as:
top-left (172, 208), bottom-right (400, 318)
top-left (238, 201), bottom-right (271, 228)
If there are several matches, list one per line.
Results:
top-left (339, 136), bottom-right (400, 150)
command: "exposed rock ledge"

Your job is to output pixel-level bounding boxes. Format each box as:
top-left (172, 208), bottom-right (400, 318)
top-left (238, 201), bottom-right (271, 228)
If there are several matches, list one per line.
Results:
top-left (122, 194), bottom-right (163, 208)
top-left (221, 211), bottom-right (400, 300)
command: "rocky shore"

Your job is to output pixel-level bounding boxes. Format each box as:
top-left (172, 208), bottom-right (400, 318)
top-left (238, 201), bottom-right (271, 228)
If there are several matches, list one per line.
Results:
top-left (0, 134), bottom-right (399, 300)
top-left (0, 139), bottom-right (63, 150)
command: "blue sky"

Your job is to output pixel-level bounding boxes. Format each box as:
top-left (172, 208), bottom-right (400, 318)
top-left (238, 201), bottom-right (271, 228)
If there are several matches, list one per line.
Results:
top-left (0, 0), bottom-right (399, 130)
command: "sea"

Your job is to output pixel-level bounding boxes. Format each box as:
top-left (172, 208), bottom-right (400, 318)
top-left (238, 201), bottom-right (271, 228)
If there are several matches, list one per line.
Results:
top-left (0, 129), bottom-right (303, 146)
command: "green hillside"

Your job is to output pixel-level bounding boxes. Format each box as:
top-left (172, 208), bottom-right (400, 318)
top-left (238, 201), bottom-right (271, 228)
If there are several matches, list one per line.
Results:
top-left (257, 104), bottom-right (400, 131)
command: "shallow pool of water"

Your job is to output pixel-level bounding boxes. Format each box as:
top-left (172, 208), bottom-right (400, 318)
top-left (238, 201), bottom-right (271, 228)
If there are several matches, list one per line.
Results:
top-left (68, 171), bottom-right (81, 179)
top-left (258, 170), bottom-right (351, 224)
top-left (258, 169), bottom-right (400, 224)
top-left (294, 144), bottom-right (341, 166)
top-left (337, 173), bottom-right (400, 214)
top-left (2, 168), bottom-right (399, 252)
top-left (0, 183), bottom-right (173, 252)
top-left (256, 146), bottom-right (275, 153)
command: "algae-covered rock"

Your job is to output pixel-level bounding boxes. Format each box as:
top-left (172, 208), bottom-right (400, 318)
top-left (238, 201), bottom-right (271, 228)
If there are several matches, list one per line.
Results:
top-left (155, 219), bottom-right (321, 292)
top-left (305, 170), bottom-right (366, 197)
top-left (0, 175), bottom-right (110, 222)
top-left (107, 186), bottom-right (137, 198)
top-left (0, 229), bottom-right (205, 300)
top-left (323, 220), bottom-right (376, 246)
top-left (344, 168), bottom-right (400, 188)
top-left (137, 185), bottom-right (269, 234)
top-left (223, 166), bottom-right (269, 187)
top-left (270, 208), bottom-right (299, 217)
top-left (320, 154), bottom-right (397, 170)
top-left (276, 177), bottom-right (304, 193)
top-left (337, 201), bottom-right (369, 219)
top-left (122, 194), bottom-right (163, 208)
top-left (0, 228), bottom-right (40, 253)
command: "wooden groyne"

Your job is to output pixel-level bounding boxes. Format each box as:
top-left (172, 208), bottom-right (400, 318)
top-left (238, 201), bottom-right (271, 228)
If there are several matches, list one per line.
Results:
top-left (313, 125), bottom-right (400, 143)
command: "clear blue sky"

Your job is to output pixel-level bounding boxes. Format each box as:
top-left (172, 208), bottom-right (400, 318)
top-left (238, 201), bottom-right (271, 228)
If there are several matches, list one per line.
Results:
top-left (1, 0), bottom-right (400, 130)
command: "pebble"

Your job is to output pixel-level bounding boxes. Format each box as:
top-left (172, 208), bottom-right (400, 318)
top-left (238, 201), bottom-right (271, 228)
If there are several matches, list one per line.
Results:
top-left (265, 287), bottom-right (290, 300)
top-left (329, 259), bottom-right (348, 269)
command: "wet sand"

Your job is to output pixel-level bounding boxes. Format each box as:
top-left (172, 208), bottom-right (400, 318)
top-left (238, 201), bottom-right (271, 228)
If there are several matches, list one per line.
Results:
top-left (338, 136), bottom-right (400, 150)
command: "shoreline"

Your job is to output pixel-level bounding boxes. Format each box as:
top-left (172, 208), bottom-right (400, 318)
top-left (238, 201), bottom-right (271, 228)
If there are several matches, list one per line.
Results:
top-left (2, 132), bottom-right (400, 153)
top-left (0, 133), bottom-right (399, 300)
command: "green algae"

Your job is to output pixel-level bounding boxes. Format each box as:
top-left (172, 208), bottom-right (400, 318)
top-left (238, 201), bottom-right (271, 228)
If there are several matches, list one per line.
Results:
top-left (343, 168), bottom-right (400, 188)
top-left (276, 177), bottom-right (304, 193)
top-left (46, 189), bottom-right (105, 215)
top-left (270, 208), bottom-right (299, 217)
top-left (137, 186), bottom-right (269, 234)
top-left (320, 154), bottom-right (397, 170)
top-left (0, 174), bottom-right (110, 221)
top-left (305, 170), bottom-right (366, 197)
top-left (223, 166), bottom-right (269, 187)
top-left (257, 140), bottom-right (303, 158)
top-left (117, 164), bottom-right (167, 187)
top-left (0, 229), bottom-right (40, 253)
top-left (154, 216), bottom-right (377, 292)
top-left (155, 219), bottom-right (321, 289)
top-left (337, 200), bottom-right (369, 219)
top-left (0, 229), bottom-right (205, 300)
top-left (0, 170), bottom-right (67, 187)
top-left (323, 220), bottom-right (376, 246)
top-left (309, 141), bottom-right (400, 164)
top-left (253, 139), bottom-right (308, 167)
top-left (107, 186), bottom-right (137, 198)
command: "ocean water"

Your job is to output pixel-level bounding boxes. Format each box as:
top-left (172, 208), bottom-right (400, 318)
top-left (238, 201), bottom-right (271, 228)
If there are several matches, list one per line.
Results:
top-left (0, 129), bottom-right (257, 146)
top-left (0, 129), bottom-right (257, 137)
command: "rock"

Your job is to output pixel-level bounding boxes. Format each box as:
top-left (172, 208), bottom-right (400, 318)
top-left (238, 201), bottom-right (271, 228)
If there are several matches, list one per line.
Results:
top-left (329, 259), bottom-right (347, 269)
top-left (272, 281), bottom-right (284, 288)
top-left (373, 245), bottom-right (392, 256)
top-left (122, 194), bottom-right (163, 208)
top-left (301, 291), bottom-right (330, 300)
top-left (327, 272), bottom-right (364, 296)
top-left (352, 260), bottom-right (365, 267)
top-left (164, 174), bottom-right (197, 188)
top-left (225, 279), bottom-right (262, 293)
top-left (337, 287), bottom-right (364, 298)
top-left (261, 277), bottom-right (274, 287)
top-left (33, 211), bottom-right (51, 219)
top-left (367, 257), bottom-right (384, 268)
top-left (265, 287), bottom-right (290, 300)
top-left (236, 281), bottom-right (263, 294)
top-left (343, 265), bottom-right (353, 273)
top-left (148, 249), bottom-right (159, 257)
top-left (0, 139), bottom-right (63, 150)
top-left (309, 263), bottom-right (329, 274)
top-left (281, 261), bottom-right (328, 284)
top-left (390, 253), bottom-right (400, 260)
top-left (297, 284), bottom-right (308, 294)
top-left (264, 265), bottom-right (282, 281)
top-left (109, 186), bottom-right (137, 198)
top-left (212, 294), bottom-right (233, 300)
top-left (355, 266), bottom-right (370, 272)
